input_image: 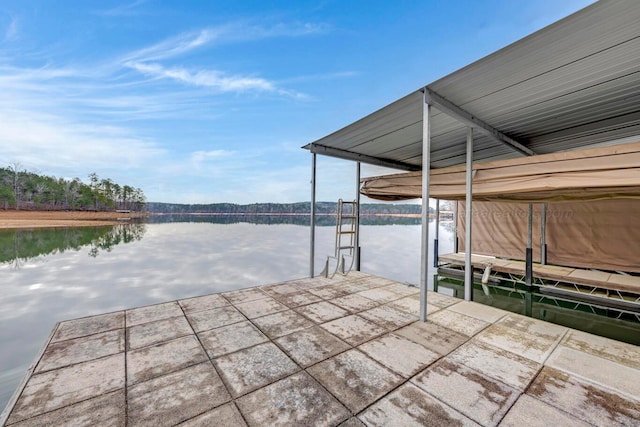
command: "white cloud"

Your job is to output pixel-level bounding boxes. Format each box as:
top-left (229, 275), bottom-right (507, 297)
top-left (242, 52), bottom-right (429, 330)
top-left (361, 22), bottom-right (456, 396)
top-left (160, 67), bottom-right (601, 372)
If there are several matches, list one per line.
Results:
top-left (229, 21), bottom-right (331, 40)
top-left (0, 16), bottom-right (336, 202)
top-left (122, 21), bottom-right (330, 64)
top-left (190, 149), bottom-right (235, 172)
top-left (3, 16), bottom-right (18, 41)
top-left (278, 71), bottom-right (360, 84)
top-left (126, 62), bottom-right (276, 93)
top-left (94, 0), bottom-right (152, 17)
top-left (0, 109), bottom-right (165, 176)
top-left (122, 29), bottom-right (221, 63)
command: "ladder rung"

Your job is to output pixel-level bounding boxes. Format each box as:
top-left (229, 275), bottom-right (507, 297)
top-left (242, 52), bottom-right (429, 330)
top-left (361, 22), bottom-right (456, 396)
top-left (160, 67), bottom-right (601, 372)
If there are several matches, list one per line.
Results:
top-left (340, 215), bottom-right (356, 219)
top-left (338, 231), bottom-right (356, 234)
top-left (338, 245), bottom-right (354, 250)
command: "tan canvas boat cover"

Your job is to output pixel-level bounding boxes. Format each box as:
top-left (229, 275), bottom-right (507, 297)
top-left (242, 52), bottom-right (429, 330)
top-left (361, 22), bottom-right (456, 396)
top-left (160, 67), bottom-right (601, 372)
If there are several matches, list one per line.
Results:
top-left (360, 141), bottom-right (640, 202)
top-left (457, 200), bottom-right (640, 273)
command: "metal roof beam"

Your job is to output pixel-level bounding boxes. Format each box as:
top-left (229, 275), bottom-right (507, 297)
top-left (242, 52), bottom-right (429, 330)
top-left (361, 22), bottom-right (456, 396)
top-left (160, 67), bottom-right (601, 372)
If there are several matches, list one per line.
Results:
top-left (424, 88), bottom-right (536, 156)
top-left (304, 143), bottom-right (420, 171)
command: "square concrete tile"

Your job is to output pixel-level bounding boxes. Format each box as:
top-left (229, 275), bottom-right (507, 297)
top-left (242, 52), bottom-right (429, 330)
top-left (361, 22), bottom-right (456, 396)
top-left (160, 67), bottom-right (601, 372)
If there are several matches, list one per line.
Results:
top-left (545, 346), bottom-right (640, 399)
top-left (394, 321), bottom-right (469, 356)
top-left (426, 291), bottom-right (460, 308)
top-left (427, 309), bottom-right (490, 337)
top-left (357, 277), bottom-right (396, 289)
top-left (448, 301), bottom-right (508, 323)
top-left (307, 349), bottom-right (403, 413)
top-left (499, 394), bottom-right (591, 427)
top-left (385, 296), bottom-right (441, 317)
top-left (329, 293), bottom-right (378, 313)
top-left (358, 382), bottom-right (479, 427)
top-left (214, 342), bottom-right (299, 397)
top-left (127, 316), bottom-right (193, 350)
top-left (250, 310), bottom-right (314, 339)
top-left (198, 320), bottom-right (268, 358)
top-left (222, 287), bottom-right (269, 304)
top-left (356, 287), bottom-right (402, 304)
top-left (340, 282), bottom-right (371, 293)
top-left (36, 329), bottom-right (124, 373)
top-left (127, 362), bottom-right (230, 427)
top-left (186, 305), bottom-right (246, 333)
top-left (7, 353), bottom-right (125, 424)
top-left (475, 315), bottom-right (566, 363)
top-left (560, 329), bottom-right (640, 370)
top-left (272, 291), bottom-right (323, 308)
top-left (234, 297), bottom-right (289, 319)
top-left (295, 301), bottom-right (349, 323)
top-left (51, 311), bottom-right (124, 342)
top-left (448, 340), bottom-right (540, 391)
top-left (358, 304), bottom-right (416, 330)
top-left (382, 283), bottom-right (420, 297)
top-left (179, 293), bottom-right (229, 314)
top-left (320, 314), bottom-right (386, 346)
top-left (412, 359), bottom-right (520, 426)
top-left (261, 282), bottom-right (306, 297)
top-left (5, 389), bottom-right (125, 427)
top-left (497, 313), bottom-right (568, 339)
top-left (358, 333), bottom-right (439, 378)
top-left (275, 326), bottom-right (350, 368)
top-left (338, 417), bottom-right (366, 427)
top-left (127, 335), bottom-right (208, 385)
top-left (180, 402), bottom-right (246, 427)
top-left (528, 366), bottom-right (640, 426)
top-left (237, 371), bottom-right (350, 426)
top-left (308, 285), bottom-right (351, 299)
top-left (126, 302), bottom-right (183, 326)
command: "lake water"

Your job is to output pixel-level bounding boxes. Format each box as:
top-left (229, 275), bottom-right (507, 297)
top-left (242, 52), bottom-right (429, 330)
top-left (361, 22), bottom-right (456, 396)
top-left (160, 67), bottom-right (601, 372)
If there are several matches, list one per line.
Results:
top-left (0, 216), bottom-right (451, 410)
top-left (2, 216), bottom-right (639, 412)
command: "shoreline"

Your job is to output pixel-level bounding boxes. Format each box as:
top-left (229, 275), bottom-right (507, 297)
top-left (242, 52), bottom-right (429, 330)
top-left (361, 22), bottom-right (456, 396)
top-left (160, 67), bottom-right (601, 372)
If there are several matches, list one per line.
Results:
top-left (0, 210), bottom-right (147, 230)
top-left (0, 210), bottom-right (429, 230)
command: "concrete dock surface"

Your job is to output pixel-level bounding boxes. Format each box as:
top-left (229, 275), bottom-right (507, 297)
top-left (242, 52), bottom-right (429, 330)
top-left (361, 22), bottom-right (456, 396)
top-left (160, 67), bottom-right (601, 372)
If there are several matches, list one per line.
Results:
top-left (2, 272), bottom-right (639, 426)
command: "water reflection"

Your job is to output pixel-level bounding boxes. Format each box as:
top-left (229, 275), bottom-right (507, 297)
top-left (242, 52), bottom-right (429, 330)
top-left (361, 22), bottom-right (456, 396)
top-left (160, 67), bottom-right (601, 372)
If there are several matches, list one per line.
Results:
top-left (0, 223), bottom-right (146, 267)
top-left (436, 278), bottom-right (640, 346)
top-left (147, 213), bottom-right (422, 226)
top-left (0, 218), bottom-right (441, 410)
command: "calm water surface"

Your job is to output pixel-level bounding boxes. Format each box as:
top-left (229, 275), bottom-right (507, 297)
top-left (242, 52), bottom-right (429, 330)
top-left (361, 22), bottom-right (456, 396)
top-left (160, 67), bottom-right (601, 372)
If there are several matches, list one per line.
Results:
top-left (3, 216), bottom-right (638, 411)
top-left (0, 217), bottom-right (451, 409)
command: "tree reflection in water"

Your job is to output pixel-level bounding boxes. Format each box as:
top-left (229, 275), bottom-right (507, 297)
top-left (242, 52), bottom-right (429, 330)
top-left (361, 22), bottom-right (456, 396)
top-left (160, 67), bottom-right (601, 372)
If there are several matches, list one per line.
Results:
top-left (0, 223), bottom-right (147, 267)
top-left (146, 214), bottom-right (422, 227)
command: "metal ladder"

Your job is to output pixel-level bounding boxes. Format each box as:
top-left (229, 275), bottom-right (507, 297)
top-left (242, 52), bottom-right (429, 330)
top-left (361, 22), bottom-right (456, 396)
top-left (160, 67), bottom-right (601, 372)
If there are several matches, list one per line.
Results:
top-left (321, 199), bottom-right (358, 278)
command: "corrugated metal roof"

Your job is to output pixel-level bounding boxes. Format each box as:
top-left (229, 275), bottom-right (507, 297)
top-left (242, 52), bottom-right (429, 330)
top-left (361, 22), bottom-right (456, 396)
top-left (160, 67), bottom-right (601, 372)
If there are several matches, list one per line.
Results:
top-left (305, 0), bottom-right (640, 170)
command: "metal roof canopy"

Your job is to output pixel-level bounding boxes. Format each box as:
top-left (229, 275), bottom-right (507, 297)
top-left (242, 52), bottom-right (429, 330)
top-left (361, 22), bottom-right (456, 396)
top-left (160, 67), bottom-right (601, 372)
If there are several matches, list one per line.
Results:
top-left (304, 0), bottom-right (640, 170)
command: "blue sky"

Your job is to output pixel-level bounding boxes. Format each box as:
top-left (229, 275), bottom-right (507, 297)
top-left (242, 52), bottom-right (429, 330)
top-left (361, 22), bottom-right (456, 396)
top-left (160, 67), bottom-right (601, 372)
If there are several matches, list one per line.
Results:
top-left (0, 0), bottom-right (594, 203)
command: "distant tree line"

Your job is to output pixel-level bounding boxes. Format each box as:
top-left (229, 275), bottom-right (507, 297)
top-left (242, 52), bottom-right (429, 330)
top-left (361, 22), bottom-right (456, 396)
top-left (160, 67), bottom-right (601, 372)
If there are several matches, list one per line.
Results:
top-left (0, 163), bottom-right (146, 211)
top-left (147, 201), bottom-right (429, 215)
top-left (146, 213), bottom-right (423, 226)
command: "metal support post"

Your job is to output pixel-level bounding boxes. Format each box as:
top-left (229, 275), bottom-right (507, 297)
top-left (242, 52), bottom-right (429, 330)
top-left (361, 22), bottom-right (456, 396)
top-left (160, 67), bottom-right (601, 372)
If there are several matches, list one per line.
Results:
top-left (464, 128), bottom-right (473, 302)
top-left (310, 153), bottom-right (317, 278)
top-left (525, 203), bottom-right (533, 286)
top-left (541, 203), bottom-right (547, 265)
top-left (454, 200), bottom-right (459, 253)
top-left (420, 92), bottom-right (431, 322)
top-left (525, 204), bottom-right (534, 318)
top-left (525, 290), bottom-right (533, 317)
top-left (433, 199), bottom-right (440, 267)
top-left (355, 161), bottom-right (361, 271)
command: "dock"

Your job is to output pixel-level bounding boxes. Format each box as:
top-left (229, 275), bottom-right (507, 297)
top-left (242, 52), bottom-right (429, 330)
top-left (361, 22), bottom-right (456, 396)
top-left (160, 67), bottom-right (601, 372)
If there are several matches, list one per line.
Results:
top-left (439, 252), bottom-right (640, 312)
top-left (2, 272), bottom-right (639, 426)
